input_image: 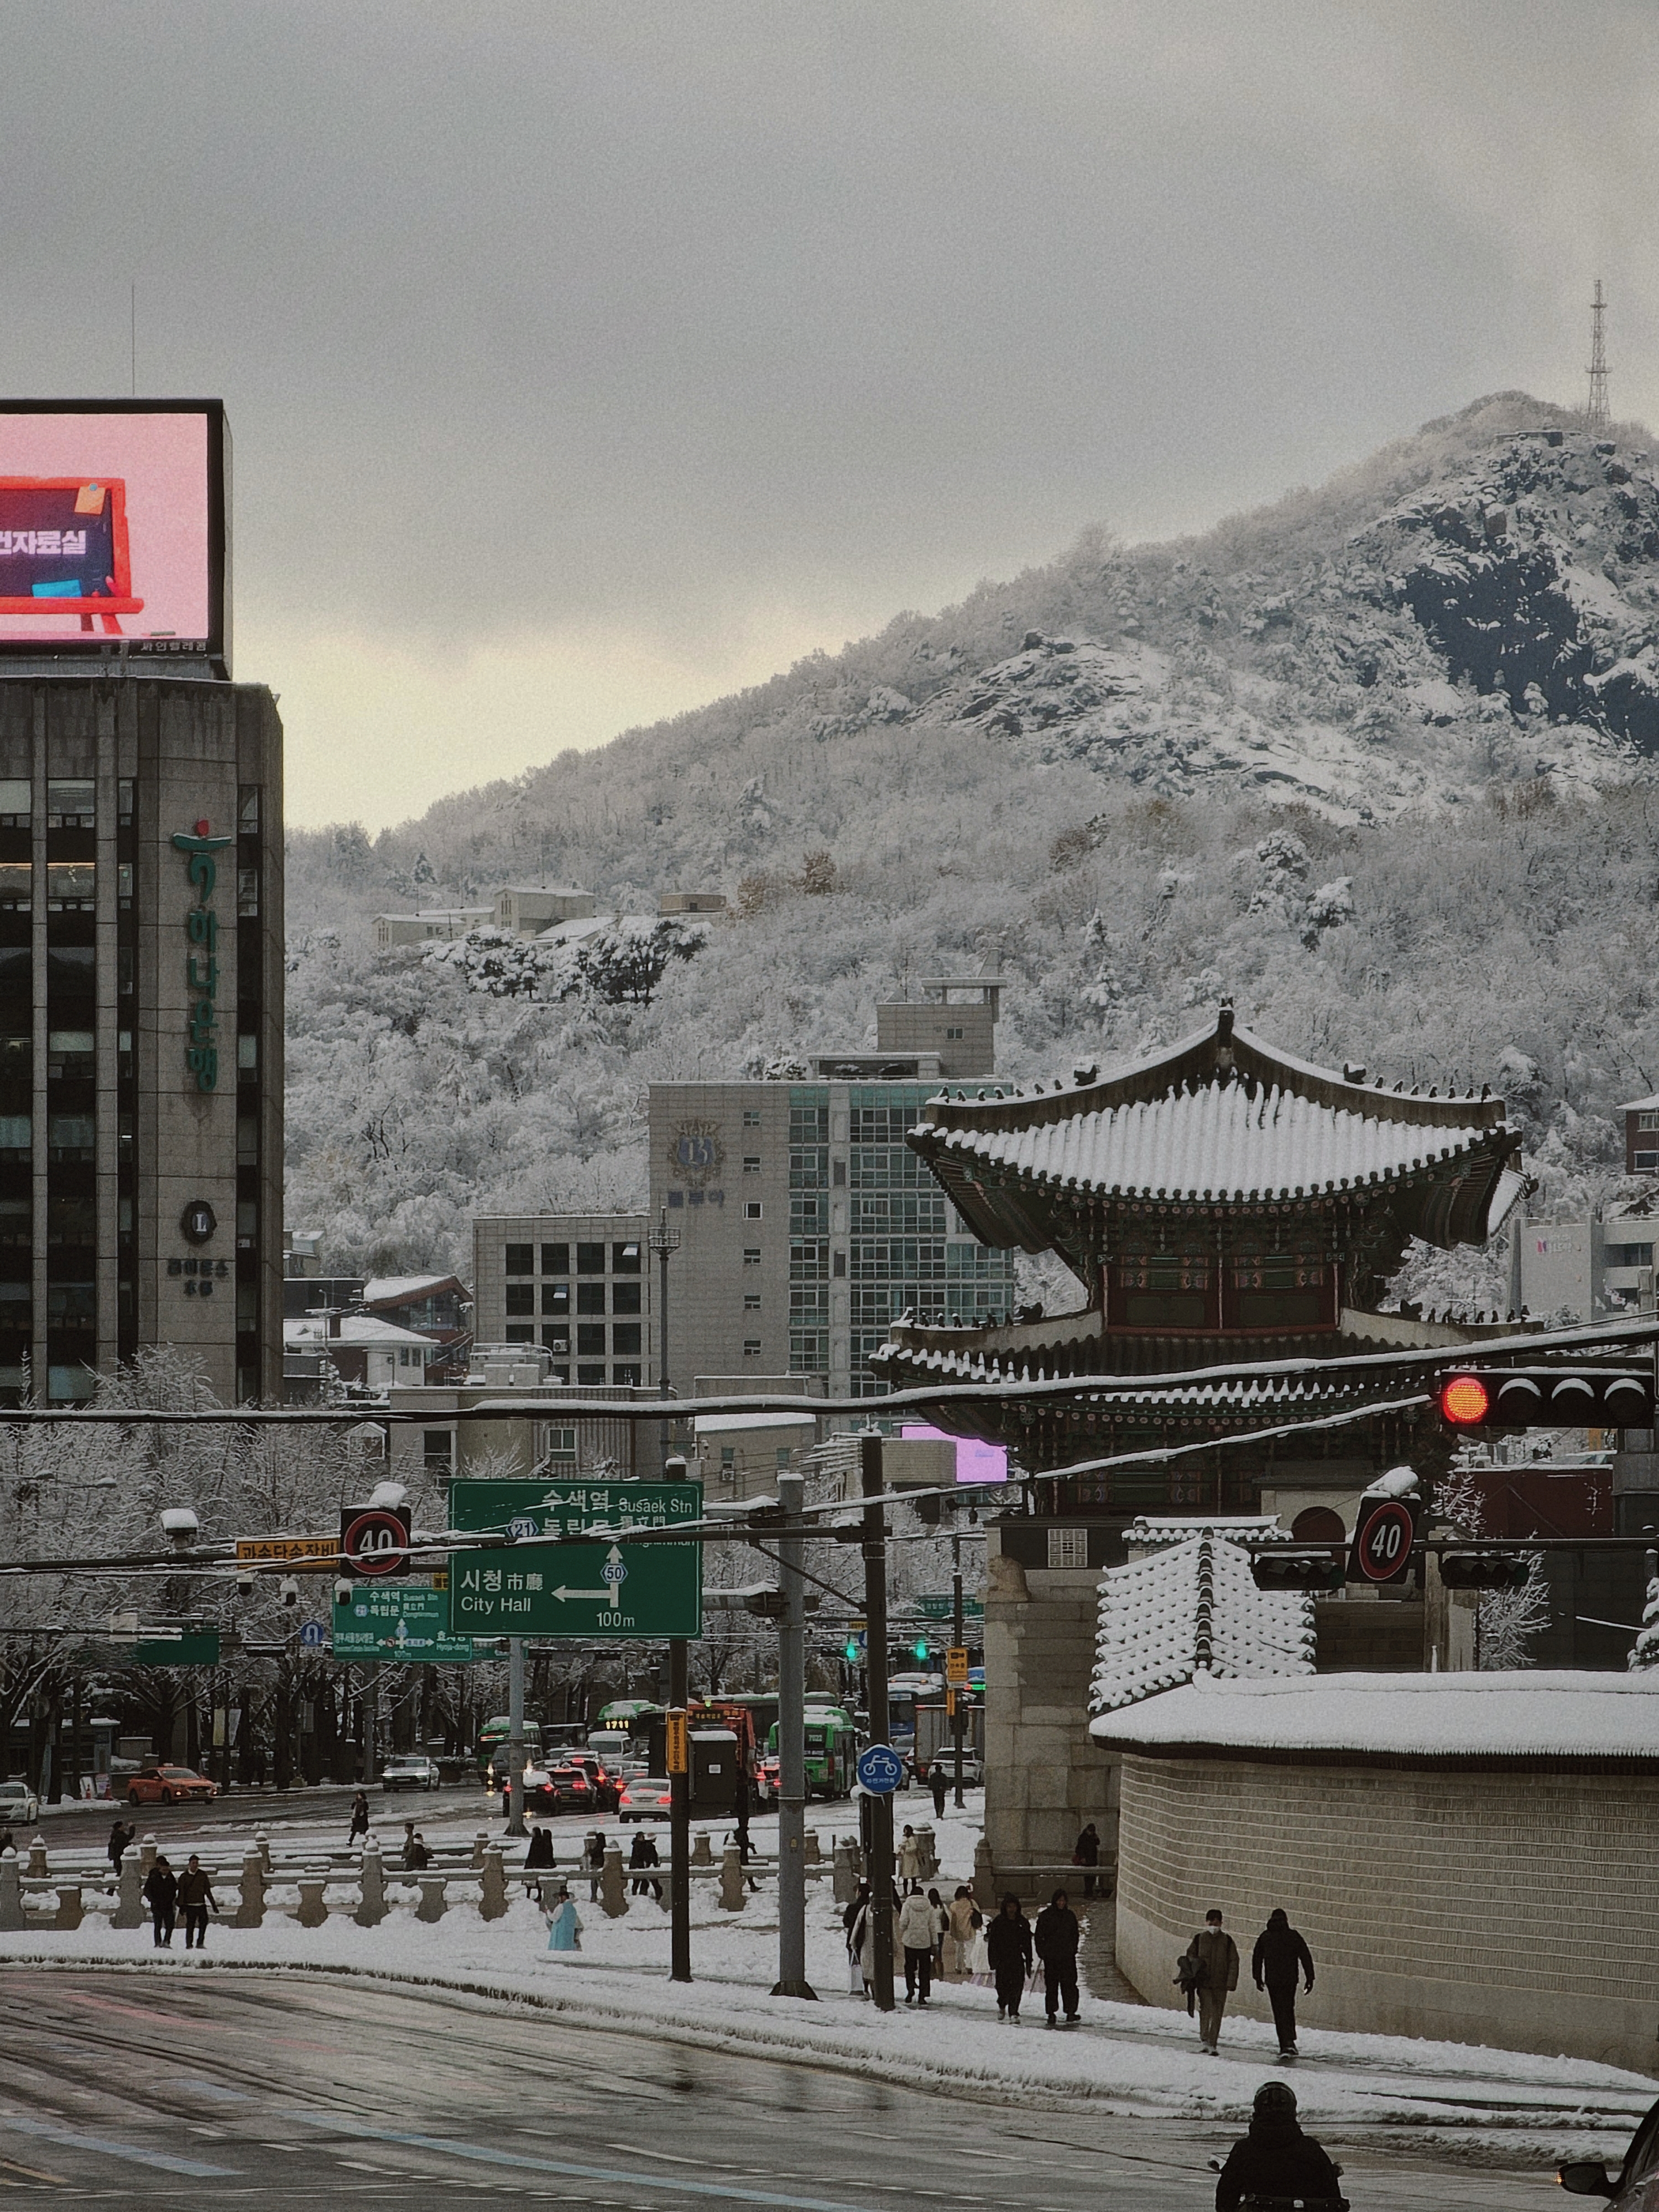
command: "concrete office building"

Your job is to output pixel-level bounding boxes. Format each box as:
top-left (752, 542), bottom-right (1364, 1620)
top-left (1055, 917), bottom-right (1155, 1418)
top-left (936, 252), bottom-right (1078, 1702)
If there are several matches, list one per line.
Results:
top-left (472, 1211), bottom-right (653, 1386)
top-left (0, 677), bottom-right (283, 1404)
top-left (649, 1070), bottom-right (1016, 1399)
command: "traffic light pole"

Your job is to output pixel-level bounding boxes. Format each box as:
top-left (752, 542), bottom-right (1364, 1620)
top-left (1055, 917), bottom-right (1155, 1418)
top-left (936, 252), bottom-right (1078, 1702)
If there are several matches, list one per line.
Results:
top-left (859, 1432), bottom-right (896, 2013)
top-left (505, 1634), bottom-right (526, 1839)
top-left (770, 1470), bottom-right (816, 1999)
top-left (951, 1531), bottom-right (966, 1809)
top-left (668, 1634), bottom-right (691, 1983)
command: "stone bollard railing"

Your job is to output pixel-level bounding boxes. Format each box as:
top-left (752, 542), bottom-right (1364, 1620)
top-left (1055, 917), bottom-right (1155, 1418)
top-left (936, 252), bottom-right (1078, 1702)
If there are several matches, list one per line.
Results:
top-left (295, 1877), bottom-right (330, 1929)
top-left (915, 1822), bottom-right (938, 1881)
top-left (804, 1830), bottom-right (821, 1867)
top-left (54, 1885), bottom-right (83, 1931)
top-left (234, 1849), bottom-right (265, 1929)
top-left (831, 1838), bottom-right (859, 1906)
top-left (140, 1834), bottom-right (158, 1875)
top-left (471, 1830), bottom-right (489, 1869)
top-left (113, 1855), bottom-right (146, 1929)
top-left (27, 1837), bottom-right (48, 1880)
top-left (415, 1875), bottom-right (447, 1924)
top-left (972, 1836), bottom-right (996, 1910)
top-left (0, 1851), bottom-right (23, 1932)
top-left (479, 1846), bottom-right (508, 1922)
top-left (600, 1846), bottom-right (627, 1919)
top-left (255, 1831), bottom-right (272, 1874)
top-left (355, 1841), bottom-right (387, 1928)
top-left (718, 1843), bottom-right (747, 1912)
top-left (690, 1832), bottom-right (712, 1866)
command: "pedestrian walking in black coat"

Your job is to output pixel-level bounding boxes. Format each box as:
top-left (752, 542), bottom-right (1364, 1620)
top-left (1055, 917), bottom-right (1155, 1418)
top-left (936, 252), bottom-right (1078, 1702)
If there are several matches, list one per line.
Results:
top-left (1072, 1821), bottom-right (1102, 1898)
top-left (1214, 2081), bottom-right (1342, 2211)
top-left (143, 1856), bottom-right (179, 1948)
top-left (348, 1792), bottom-right (370, 1845)
top-left (524, 1825), bottom-right (555, 1870)
top-left (929, 1764), bottom-right (947, 1819)
top-left (1034, 1887), bottom-right (1082, 2026)
top-left (629, 1830), bottom-right (663, 1900)
top-left (585, 1830), bottom-right (606, 1902)
top-left (1251, 1907), bottom-right (1316, 2058)
top-left (984, 1893), bottom-right (1033, 2023)
top-left (107, 1818), bottom-right (135, 1870)
top-left (176, 1855), bottom-right (218, 1949)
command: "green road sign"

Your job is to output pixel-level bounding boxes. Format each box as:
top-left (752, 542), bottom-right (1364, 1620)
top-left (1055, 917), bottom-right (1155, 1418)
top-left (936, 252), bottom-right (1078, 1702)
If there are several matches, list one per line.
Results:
top-left (108, 1630), bottom-right (223, 1667)
top-left (447, 1477), bottom-right (702, 1639)
top-left (332, 1585), bottom-right (476, 1663)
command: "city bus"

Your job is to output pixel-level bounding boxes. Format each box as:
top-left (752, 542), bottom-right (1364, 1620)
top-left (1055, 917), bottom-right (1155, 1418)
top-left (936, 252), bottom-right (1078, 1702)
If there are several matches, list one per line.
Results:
top-left (765, 1707), bottom-right (857, 1798)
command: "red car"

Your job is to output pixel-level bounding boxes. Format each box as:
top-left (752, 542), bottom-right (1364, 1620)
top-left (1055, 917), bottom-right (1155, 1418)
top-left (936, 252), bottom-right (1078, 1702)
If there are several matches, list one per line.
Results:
top-left (125, 1764), bottom-right (218, 1807)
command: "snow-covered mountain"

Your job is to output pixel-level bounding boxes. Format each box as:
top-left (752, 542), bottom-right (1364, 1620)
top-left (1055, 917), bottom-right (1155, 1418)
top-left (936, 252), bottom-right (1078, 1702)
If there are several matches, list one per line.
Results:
top-left (285, 394), bottom-right (1659, 1284)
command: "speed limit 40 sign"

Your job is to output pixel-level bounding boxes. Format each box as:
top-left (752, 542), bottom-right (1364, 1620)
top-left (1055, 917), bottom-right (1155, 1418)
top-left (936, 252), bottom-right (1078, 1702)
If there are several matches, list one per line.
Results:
top-left (1347, 1495), bottom-right (1418, 1587)
top-left (339, 1504), bottom-right (413, 1580)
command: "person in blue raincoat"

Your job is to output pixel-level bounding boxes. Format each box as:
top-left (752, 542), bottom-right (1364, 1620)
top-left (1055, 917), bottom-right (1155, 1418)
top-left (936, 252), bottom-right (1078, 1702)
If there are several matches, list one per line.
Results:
top-left (544, 1884), bottom-right (583, 1953)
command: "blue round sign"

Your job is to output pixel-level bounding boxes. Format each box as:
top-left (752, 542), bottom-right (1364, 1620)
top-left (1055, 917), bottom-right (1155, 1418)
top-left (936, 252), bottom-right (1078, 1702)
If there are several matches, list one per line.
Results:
top-left (299, 1621), bottom-right (327, 1650)
top-left (857, 1743), bottom-right (905, 1795)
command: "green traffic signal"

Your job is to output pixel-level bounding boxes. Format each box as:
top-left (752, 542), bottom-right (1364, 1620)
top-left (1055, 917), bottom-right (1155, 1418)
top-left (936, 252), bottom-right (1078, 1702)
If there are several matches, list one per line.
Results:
top-left (844, 1638), bottom-right (859, 1662)
top-left (912, 1637), bottom-right (928, 1662)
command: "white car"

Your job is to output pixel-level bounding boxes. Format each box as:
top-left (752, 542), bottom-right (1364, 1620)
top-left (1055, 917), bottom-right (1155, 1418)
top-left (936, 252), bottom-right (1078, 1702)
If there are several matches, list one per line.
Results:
top-left (379, 1755), bottom-right (440, 1792)
top-left (0, 1779), bottom-right (39, 1827)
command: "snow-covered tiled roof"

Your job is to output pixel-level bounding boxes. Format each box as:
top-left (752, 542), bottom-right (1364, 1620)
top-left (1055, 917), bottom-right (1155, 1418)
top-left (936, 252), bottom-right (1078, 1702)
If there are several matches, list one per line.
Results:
top-left (1090, 1532), bottom-right (1315, 1714)
top-left (1126, 1514), bottom-right (1289, 1550)
top-left (362, 1274), bottom-right (461, 1306)
top-left (1090, 1672), bottom-right (1659, 1763)
top-left (284, 1316), bottom-right (433, 1350)
top-left (921, 1076), bottom-right (1496, 1203)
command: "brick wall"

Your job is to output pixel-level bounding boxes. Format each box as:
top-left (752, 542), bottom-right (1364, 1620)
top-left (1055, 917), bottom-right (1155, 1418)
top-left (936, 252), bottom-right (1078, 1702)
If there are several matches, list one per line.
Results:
top-left (1114, 1751), bottom-right (1659, 2074)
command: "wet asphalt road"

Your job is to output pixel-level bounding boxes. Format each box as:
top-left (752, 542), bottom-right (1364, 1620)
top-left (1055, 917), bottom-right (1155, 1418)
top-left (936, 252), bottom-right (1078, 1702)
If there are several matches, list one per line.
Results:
top-left (0, 1968), bottom-right (1567, 2211)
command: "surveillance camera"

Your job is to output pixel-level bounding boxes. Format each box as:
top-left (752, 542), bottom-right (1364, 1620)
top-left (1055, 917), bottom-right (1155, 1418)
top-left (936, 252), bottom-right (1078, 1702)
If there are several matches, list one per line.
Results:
top-left (160, 1505), bottom-right (200, 1548)
top-left (235, 1571), bottom-right (256, 1598)
top-left (278, 1575), bottom-right (300, 1608)
top-left (334, 1578), bottom-right (353, 1607)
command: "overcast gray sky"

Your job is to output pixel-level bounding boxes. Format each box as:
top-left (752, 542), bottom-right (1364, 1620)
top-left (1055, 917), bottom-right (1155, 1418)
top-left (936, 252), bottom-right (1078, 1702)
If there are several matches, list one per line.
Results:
top-left (4, 1), bottom-right (1653, 828)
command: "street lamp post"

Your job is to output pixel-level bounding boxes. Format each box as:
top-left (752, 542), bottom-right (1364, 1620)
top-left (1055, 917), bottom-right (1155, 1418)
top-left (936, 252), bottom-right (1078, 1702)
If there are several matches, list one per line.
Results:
top-left (650, 1210), bottom-right (691, 1983)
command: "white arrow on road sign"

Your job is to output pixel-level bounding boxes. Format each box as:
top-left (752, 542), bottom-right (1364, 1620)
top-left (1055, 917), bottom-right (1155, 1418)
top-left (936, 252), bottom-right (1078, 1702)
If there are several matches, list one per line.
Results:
top-left (550, 1586), bottom-right (614, 1601)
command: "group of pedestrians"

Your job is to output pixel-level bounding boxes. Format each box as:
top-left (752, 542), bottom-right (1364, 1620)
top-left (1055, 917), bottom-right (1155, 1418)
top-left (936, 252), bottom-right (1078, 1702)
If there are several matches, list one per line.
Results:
top-left (1181, 1905), bottom-right (1317, 2059)
top-left (139, 1853), bottom-right (218, 1948)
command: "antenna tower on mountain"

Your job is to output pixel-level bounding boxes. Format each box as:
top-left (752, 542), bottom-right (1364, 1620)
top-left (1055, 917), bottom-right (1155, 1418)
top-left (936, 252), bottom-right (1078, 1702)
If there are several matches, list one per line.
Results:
top-left (1585, 278), bottom-right (1611, 429)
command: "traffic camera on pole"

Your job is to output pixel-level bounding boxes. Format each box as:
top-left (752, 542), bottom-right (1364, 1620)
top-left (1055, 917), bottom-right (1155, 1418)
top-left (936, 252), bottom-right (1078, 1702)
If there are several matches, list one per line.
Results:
top-left (1437, 1368), bottom-right (1654, 1430)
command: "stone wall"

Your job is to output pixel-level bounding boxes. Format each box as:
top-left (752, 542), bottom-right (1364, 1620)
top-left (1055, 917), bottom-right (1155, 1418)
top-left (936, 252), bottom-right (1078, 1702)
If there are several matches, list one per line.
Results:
top-left (1113, 1750), bottom-right (1659, 2075)
top-left (984, 1546), bottom-right (1118, 1873)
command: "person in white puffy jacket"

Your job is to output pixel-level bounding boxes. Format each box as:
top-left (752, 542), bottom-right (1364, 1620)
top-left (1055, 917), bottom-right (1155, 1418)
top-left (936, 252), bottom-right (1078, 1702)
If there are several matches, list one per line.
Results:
top-left (899, 1887), bottom-right (938, 2004)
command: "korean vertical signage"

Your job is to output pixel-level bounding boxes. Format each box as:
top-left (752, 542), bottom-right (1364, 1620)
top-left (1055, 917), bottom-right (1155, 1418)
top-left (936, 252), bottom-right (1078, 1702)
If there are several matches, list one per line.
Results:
top-left (172, 822), bottom-right (231, 1091)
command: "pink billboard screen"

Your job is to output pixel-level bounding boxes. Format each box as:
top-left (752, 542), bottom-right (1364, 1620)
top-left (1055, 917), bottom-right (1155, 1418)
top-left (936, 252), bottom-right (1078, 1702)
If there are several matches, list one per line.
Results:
top-left (0, 402), bottom-right (227, 672)
top-left (901, 1423), bottom-right (1009, 1484)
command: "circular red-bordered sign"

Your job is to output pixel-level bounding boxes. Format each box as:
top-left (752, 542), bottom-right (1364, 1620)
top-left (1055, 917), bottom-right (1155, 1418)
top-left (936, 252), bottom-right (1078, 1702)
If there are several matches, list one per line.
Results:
top-left (1353, 1498), bottom-right (1415, 1584)
top-left (340, 1506), bottom-right (410, 1579)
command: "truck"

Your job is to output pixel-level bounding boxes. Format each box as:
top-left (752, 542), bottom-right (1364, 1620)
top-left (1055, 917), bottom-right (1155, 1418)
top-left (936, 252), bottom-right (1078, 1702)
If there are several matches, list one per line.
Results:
top-left (912, 1691), bottom-right (984, 1782)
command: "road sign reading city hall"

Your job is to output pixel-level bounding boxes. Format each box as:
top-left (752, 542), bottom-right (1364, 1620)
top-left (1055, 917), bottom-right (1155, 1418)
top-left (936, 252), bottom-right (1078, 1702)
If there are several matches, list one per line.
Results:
top-left (446, 1477), bottom-right (702, 1639)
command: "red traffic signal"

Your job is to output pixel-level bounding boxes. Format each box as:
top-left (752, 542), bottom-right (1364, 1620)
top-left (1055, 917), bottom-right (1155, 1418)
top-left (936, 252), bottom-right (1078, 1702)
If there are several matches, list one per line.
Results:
top-left (1437, 1368), bottom-right (1653, 1430)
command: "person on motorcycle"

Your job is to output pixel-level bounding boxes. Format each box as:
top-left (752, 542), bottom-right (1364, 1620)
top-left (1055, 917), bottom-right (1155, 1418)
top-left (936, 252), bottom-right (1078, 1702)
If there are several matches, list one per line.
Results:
top-left (1214, 2080), bottom-right (1343, 2211)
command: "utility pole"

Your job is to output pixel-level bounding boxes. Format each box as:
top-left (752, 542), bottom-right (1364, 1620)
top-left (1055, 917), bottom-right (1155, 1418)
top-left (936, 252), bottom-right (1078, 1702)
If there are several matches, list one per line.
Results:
top-left (505, 1635), bottom-right (526, 1839)
top-left (859, 1431), bottom-right (896, 2012)
top-left (649, 1208), bottom-right (681, 1475)
top-left (1587, 278), bottom-right (1612, 430)
top-left (771, 1468), bottom-right (816, 1999)
top-left (667, 1623), bottom-right (691, 1983)
top-left (951, 1527), bottom-right (966, 1809)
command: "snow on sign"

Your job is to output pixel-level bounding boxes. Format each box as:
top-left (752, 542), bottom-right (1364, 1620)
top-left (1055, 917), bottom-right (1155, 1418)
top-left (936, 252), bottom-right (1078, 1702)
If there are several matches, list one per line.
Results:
top-left (446, 1478), bottom-right (702, 1640)
top-left (1348, 1496), bottom-right (1418, 1587)
top-left (339, 1504), bottom-right (412, 1580)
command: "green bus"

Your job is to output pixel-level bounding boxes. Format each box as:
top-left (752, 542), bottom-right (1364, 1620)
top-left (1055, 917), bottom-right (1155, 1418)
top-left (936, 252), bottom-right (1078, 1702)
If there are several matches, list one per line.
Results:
top-left (766, 1708), bottom-right (856, 1798)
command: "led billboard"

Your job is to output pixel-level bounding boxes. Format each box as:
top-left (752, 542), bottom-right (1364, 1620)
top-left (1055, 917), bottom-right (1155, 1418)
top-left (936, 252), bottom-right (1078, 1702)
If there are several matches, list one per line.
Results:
top-left (0, 401), bottom-right (228, 675)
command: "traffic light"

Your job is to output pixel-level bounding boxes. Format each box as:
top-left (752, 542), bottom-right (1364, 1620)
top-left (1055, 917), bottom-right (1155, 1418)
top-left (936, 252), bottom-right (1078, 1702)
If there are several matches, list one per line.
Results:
top-left (912, 1636), bottom-right (930, 1663)
top-left (1437, 1552), bottom-right (1532, 1590)
top-left (844, 1636), bottom-right (860, 1663)
top-left (1250, 1551), bottom-right (1346, 1593)
top-left (1438, 1368), bottom-right (1653, 1429)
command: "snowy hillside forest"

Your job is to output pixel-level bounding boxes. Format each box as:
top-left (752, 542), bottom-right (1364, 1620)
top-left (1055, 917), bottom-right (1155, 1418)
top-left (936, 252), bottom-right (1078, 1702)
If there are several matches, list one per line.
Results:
top-left (285, 394), bottom-right (1659, 1296)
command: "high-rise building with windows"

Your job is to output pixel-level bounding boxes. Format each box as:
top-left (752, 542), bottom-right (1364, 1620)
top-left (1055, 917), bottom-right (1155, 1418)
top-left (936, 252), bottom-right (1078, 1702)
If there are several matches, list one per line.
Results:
top-left (471, 1212), bottom-right (653, 1386)
top-left (0, 677), bottom-right (283, 1404)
